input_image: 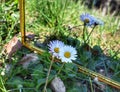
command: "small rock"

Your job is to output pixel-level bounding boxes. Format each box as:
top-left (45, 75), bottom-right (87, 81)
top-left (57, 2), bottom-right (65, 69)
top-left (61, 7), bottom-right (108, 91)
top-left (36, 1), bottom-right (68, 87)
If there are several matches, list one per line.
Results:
top-left (25, 32), bottom-right (35, 40)
top-left (99, 69), bottom-right (105, 76)
top-left (4, 36), bottom-right (22, 60)
top-left (50, 77), bottom-right (66, 92)
top-left (19, 53), bottom-right (39, 69)
top-left (3, 32), bottom-right (35, 61)
top-left (1, 70), bottom-right (5, 76)
top-left (5, 63), bottom-right (12, 74)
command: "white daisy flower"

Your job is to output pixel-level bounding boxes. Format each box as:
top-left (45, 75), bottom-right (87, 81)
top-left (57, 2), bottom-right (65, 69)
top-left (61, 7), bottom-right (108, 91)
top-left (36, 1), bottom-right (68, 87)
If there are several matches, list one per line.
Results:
top-left (59, 45), bottom-right (77, 63)
top-left (48, 40), bottom-right (65, 58)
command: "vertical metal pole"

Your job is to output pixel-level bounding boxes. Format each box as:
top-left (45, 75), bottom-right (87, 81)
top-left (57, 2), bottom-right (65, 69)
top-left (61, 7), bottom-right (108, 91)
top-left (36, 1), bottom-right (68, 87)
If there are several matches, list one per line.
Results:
top-left (19, 0), bottom-right (25, 45)
top-left (19, 0), bottom-right (44, 54)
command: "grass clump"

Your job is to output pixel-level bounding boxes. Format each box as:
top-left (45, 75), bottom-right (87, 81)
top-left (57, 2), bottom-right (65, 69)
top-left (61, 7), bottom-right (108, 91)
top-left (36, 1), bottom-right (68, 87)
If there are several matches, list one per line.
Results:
top-left (0, 0), bottom-right (120, 92)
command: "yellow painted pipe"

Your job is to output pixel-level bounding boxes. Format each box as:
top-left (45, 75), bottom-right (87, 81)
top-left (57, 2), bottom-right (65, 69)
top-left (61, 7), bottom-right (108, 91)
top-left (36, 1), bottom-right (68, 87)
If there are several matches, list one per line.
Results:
top-left (19, 0), bottom-right (25, 45)
top-left (77, 64), bottom-right (120, 89)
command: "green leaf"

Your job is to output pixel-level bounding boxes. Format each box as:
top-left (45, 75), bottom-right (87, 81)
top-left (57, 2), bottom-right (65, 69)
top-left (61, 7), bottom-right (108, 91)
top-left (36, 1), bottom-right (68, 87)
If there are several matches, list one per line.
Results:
top-left (67, 85), bottom-right (87, 92)
top-left (68, 74), bottom-right (76, 78)
top-left (31, 64), bottom-right (45, 79)
top-left (47, 88), bottom-right (52, 92)
top-left (6, 77), bottom-right (23, 87)
top-left (36, 78), bottom-right (46, 89)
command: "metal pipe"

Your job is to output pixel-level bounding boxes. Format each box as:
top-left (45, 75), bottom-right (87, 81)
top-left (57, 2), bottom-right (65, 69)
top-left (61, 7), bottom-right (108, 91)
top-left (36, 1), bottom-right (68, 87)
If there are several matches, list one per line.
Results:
top-left (78, 64), bottom-right (120, 89)
top-left (24, 43), bottom-right (44, 54)
top-left (19, 0), bottom-right (25, 45)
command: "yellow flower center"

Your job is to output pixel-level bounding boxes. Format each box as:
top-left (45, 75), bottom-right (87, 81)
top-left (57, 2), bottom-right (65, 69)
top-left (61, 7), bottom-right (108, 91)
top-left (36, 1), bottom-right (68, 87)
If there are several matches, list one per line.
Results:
top-left (64, 51), bottom-right (71, 58)
top-left (54, 47), bottom-right (59, 53)
top-left (84, 18), bottom-right (89, 23)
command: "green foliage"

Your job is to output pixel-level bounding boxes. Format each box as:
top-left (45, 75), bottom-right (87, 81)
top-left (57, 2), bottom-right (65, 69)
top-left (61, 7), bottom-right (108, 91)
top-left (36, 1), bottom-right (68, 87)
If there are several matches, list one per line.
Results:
top-left (0, 0), bottom-right (120, 92)
top-left (0, 0), bottom-right (19, 44)
top-left (26, 0), bottom-right (68, 27)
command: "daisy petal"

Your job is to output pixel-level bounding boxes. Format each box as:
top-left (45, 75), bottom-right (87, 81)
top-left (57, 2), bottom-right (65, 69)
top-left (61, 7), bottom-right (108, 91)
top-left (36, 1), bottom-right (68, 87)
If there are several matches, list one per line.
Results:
top-left (59, 45), bottom-right (77, 63)
top-left (48, 40), bottom-right (65, 58)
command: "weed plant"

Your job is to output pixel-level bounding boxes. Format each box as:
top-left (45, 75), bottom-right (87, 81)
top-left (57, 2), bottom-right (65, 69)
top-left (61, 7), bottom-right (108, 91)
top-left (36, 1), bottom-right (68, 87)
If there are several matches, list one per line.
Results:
top-left (0, 0), bottom-right (120, 92)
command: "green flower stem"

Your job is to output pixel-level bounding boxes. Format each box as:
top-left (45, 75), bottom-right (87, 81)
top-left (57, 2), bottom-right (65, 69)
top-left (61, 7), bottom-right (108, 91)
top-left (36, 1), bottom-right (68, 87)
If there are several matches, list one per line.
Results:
top-left (43, 56), bottom-right (54, 92)
top-left (83, 23), bottom-right (87, 44)
top-left (89, 77), bottom-right (94, 92)
top-left (0, 76), bottom-right (7, 92)
top-left (56, 62), bottom-right (65, 76)
top-left (85, 25), bottom-right (96, 43)
top-left (19, 89), bottom-right (22, 92)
